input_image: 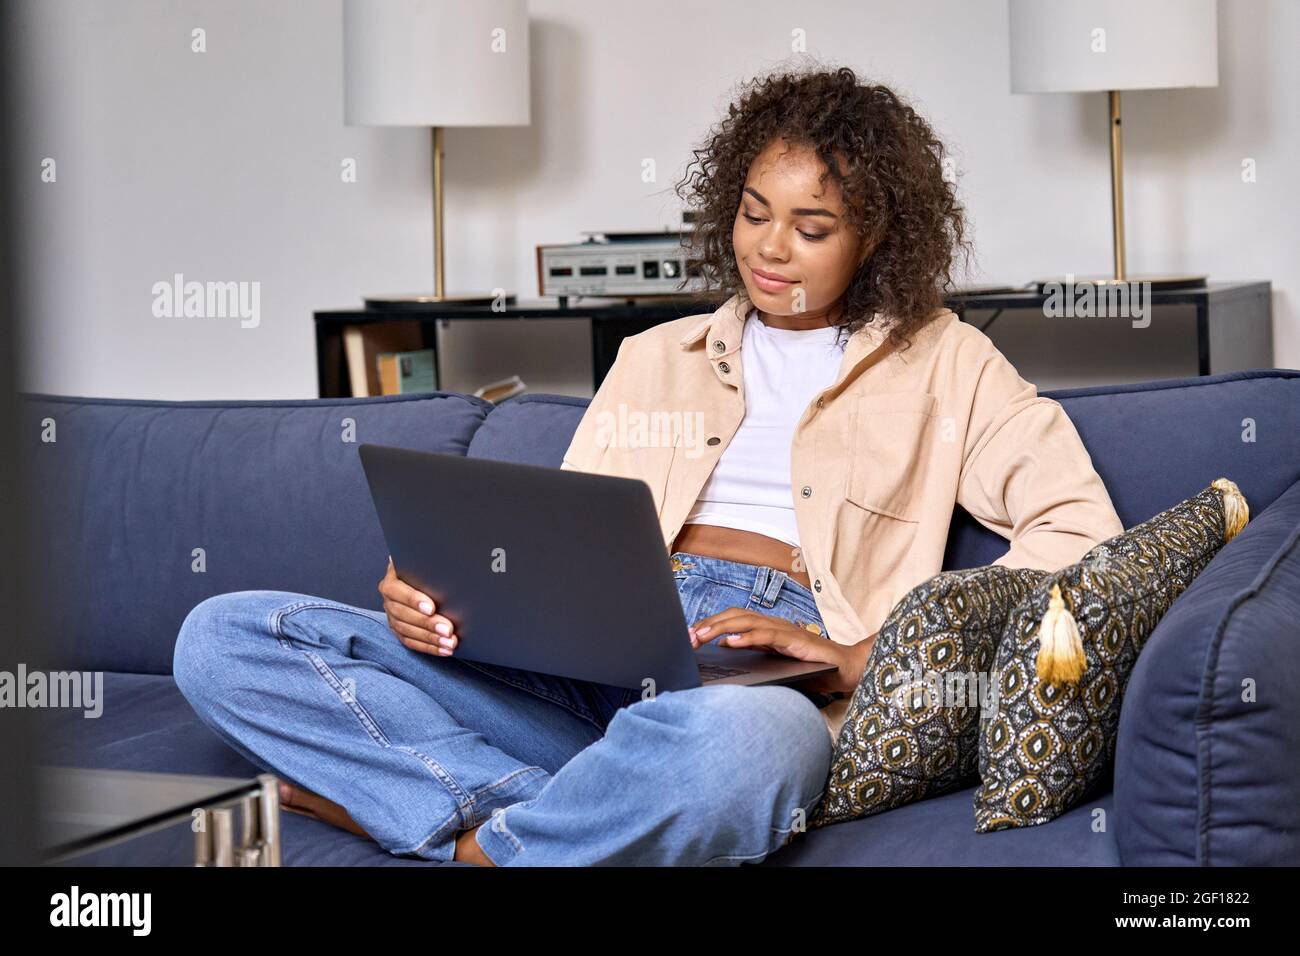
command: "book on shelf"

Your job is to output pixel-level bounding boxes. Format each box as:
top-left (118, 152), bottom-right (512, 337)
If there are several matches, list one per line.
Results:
top-left (342, 322), bottom-right (426, 397)
top-left (376, 349), bottom-right (437, 395)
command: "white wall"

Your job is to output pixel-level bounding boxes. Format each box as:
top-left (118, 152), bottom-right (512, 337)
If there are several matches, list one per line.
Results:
top-left (12, 0), bottom-right (1298, 399)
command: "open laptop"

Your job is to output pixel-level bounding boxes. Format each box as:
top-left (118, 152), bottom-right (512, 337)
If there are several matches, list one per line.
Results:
top-left (357, 443), bottom-right (837, 694)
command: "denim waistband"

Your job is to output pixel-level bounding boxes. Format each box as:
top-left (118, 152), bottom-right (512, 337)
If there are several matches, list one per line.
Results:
top-left (669, 550), bottom-right (822, 621)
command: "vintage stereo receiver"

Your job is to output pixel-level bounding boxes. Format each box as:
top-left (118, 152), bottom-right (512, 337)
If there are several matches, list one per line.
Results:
top-left (537, 230), bottom-right (708, 298)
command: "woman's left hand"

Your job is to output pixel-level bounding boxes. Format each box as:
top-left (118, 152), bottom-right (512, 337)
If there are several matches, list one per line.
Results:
top-left (690, 609), bottom-right (867, 696)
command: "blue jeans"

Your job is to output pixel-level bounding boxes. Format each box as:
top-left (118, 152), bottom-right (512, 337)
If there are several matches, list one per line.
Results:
top-left (172, 550), bottom-right (833, 865)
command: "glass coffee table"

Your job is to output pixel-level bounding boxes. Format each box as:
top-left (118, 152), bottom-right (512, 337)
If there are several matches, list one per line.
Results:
top-left (36, 766), bottom-right (282, 866)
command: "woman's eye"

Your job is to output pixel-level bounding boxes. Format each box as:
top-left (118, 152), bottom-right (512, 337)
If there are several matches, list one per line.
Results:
top-left (742, 213), bottom-right (826, 242)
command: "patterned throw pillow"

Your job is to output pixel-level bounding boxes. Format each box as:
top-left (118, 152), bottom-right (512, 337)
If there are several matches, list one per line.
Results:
top-left (974, 478), bottom-right (1249, 832)
top-left (807, 565), bottom-right (1051, 829)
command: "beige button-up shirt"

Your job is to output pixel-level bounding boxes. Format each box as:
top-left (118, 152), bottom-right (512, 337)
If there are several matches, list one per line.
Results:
top-left (560, 292), bottom-right (1124, 740)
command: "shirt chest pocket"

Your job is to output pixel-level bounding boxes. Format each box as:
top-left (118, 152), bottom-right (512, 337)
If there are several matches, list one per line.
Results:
top-left (599, 439), bottom-right (679, 517)
top-left (844, 391), bottom-right (939, 522)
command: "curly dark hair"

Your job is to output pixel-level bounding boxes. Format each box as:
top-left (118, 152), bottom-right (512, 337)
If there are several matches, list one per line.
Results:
top-left (674, 63), bottom-right (974, 353)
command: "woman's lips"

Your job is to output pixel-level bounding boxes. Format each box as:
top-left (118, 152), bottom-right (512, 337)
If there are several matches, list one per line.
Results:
top-left (751, 267), bottom-right (798, 293)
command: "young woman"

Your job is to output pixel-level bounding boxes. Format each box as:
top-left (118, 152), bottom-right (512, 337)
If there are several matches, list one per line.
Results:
top-left (173, 67), bottom-right (1123, 866)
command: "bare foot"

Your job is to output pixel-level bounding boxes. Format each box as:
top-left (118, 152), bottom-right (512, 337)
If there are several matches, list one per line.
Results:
top-left (278, 779), bottom-right (496, 865)
top-left (277, 780), bottom-right (371, 839)
top-left (454, 824), bottom-right (496, 867)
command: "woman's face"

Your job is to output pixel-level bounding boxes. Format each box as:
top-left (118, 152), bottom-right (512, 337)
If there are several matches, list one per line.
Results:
top-left (732, 137), bottom-right (873, 327)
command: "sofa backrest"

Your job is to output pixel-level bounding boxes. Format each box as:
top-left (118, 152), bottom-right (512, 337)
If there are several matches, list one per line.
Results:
top-left (20, 391), bottom-right (491, 674)
top-left (20, 369), bottom-right (1300, 679)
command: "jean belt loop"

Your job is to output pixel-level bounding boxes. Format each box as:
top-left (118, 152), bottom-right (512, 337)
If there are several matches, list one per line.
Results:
top-left (762, 568), bottom-right (784, 608)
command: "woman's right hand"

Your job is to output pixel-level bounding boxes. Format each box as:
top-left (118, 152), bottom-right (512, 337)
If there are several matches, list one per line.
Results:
top-left (378, 556), bottom-right (458, 656)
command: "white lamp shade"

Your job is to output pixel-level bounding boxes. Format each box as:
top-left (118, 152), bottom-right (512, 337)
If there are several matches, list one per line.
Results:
top-left (1009, 0), bottom-right (1218, 93)
top-left (344, 0), bottom-right (530, 127)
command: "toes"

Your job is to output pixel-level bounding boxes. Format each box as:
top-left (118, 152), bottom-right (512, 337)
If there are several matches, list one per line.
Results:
top-left (278, 780), bottom-right (307, 808)
top-left (278, 780), bottom-right (323, 816)
top-left (277, 782), bottom-right (320, 820)
top-left (274, 779), bottom-right (369, 838)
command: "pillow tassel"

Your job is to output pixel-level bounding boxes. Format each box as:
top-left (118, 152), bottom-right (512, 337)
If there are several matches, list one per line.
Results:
top-left (1212, 477), bottom-right (1249, 541)
top-left (1035, 583), bottom-right (1086, 686)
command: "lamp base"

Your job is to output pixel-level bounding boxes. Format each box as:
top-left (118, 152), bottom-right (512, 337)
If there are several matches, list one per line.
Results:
top-left (1030, 274), bottom-right (1207, 294)
top-left (362, 292), bottom-right (515, 311)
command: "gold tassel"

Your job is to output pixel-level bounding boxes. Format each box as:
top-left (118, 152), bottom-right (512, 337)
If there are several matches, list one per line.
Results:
top-left (1035, 583), bottom-right (1087, 686)
top-left (1212, 477), bottom-right (1249, 541)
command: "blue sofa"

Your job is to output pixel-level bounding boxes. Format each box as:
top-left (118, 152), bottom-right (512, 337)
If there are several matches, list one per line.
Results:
top-left (24, 368), bottom-right (1300, 866)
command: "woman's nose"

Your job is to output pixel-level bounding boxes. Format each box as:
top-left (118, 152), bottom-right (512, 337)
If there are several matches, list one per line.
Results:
top-left (758, 228), bottom-right (789, 262)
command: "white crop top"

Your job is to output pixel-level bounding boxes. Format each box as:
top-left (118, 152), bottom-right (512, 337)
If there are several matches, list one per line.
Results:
top-left (683, 307), bottom-right (846, 549)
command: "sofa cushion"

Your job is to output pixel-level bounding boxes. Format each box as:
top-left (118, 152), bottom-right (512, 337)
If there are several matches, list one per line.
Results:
top-left (771, 781), bottom-right (1119, 866)
top-left (41, 671), bottom-right (261, 777)
top-left (1114, 477), bottom-right (1300, 865)
top-left (975, 480), bottom-right (1244, 832)
top-left (40, 673), bottom-right (1112, 867)
top-left (19, 391), bottom-right (491, 675)
top-left (467, 392), bottom-right (589, 466)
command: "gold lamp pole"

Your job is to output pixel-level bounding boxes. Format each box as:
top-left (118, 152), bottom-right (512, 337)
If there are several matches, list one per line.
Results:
top-left (1108, 91), bottom-right (1126, 282)
top-left (365, 126), bottom-right (497, 307)
top-left (1090, 89), bottom-right (1205, 290)
top-left (433, 126), bottom-right (445, 300)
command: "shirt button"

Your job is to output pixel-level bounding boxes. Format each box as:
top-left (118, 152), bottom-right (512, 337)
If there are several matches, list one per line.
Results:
top-left (718, 361), bottom-right (730, 373)
top-left (713, 340), bottom-right (725, 352)
top-left (706, 436), bottom-right (720, 446)
top-left (814, 579), bottom-right (822, 592)
top-left (800, 485), bottom-right (812, 498)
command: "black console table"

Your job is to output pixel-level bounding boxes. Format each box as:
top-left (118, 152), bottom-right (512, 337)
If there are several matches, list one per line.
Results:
top-left (312, 281), bottom-right (1271, 397)
top-left (313, 295), bottom-right (727, 398)
top-left (947, 280), bottom-right (1272, 378)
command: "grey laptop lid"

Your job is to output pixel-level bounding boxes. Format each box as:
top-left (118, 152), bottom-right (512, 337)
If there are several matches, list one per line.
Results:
top-left (358, 443), bottom-right (838, 695)
top-left (359, 443), bottom-right (704, 693)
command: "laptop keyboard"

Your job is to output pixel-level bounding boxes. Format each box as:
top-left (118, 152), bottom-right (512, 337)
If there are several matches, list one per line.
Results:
top-left (699, 661), bottom-right (750, 681)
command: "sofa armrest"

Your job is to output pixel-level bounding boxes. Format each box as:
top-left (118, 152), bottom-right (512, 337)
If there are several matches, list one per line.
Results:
top-left (1114, 476), bottom-right (1300, 865)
